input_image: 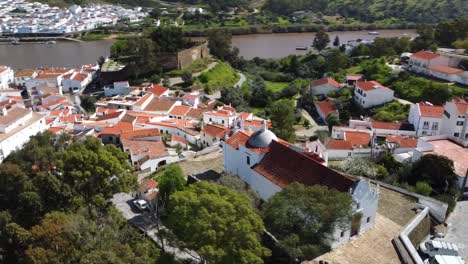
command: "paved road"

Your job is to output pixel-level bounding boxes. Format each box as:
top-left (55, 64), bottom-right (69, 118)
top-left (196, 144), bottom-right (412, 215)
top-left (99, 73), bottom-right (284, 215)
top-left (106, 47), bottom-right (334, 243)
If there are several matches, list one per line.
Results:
top-left (395, 97), bottom-right (414, 105)
top-left (440, 201), bottom-right (468, 261)
top-left (295, 108), bottom-right (328, 138)
top-left (111, 193), bottom-right (200, 262)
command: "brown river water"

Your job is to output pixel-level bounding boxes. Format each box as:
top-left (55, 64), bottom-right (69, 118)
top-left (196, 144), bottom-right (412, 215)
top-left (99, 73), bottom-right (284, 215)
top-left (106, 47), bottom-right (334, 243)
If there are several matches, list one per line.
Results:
top-left (0, 29), bottom-right (416, 69)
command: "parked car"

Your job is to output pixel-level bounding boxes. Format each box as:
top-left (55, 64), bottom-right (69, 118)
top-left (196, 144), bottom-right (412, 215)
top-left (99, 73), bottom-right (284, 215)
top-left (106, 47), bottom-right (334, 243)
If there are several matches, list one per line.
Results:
top-left (133, 199), bottom-right (148, 211)
top-left (420, 241), bottom-right (459, 257)
top-left (424, 255), bottom-right (465, 264)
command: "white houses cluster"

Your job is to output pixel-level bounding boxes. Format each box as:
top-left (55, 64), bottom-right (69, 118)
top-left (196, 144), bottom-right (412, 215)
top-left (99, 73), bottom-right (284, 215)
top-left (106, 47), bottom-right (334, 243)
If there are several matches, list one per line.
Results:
top-left (0, 0), bottom-right (147, 35)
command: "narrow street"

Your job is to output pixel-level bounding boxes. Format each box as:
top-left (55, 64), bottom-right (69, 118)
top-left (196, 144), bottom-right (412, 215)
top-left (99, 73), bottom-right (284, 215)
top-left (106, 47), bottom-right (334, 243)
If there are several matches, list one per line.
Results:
top-left (111, 193), bottom-right (201, 262)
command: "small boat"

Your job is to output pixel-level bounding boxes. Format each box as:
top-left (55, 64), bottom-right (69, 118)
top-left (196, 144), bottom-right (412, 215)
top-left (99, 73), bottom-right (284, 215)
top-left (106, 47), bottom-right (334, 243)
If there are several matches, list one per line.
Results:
top-left (45, 40), bottom-right (56, 44)
top-left (296, 46), bottom-right (308, 50)
top-left (368, 31), bottom-right (380, 35)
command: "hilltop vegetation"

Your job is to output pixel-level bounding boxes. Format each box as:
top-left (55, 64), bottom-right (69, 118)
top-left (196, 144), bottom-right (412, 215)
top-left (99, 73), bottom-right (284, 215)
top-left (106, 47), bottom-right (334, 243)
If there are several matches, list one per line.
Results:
top-left (35, 0), bottom-right (158, 8)
top-left (263, 0), bottom-right (468, 23)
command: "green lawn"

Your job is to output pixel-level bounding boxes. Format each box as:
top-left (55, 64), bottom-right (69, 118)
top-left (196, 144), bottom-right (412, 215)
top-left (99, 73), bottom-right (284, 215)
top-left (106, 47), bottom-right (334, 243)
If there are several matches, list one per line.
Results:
top-left (196, 61), bottom-right (239, 94)
top-left (265, 81), bottom-right (289, 92)
top-left (371, 101), bottom-right (410, 122)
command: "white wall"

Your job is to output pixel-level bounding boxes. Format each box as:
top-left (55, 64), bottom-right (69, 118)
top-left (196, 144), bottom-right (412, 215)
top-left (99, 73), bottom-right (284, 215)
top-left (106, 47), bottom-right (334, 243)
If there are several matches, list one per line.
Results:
top-left (354, 88), bottom-right (394, 109)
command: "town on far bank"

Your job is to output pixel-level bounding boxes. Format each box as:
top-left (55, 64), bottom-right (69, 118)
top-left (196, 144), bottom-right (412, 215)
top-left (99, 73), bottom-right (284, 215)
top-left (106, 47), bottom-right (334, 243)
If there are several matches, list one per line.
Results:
top-left (0, 16), bottom-right (468, 264)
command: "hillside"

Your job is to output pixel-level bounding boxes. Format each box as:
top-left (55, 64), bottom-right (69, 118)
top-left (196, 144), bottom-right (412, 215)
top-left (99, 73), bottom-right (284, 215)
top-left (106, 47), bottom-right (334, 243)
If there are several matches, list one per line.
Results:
top-left (263, 0), bottom-right (468, 23)
top-left (35, 0), bottom-right (158, 8)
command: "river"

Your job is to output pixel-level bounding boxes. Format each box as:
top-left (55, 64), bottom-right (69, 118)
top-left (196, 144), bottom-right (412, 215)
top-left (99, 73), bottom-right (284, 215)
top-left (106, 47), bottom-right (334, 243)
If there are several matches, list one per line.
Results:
top-left (0, 29), bottom-right (416, 69)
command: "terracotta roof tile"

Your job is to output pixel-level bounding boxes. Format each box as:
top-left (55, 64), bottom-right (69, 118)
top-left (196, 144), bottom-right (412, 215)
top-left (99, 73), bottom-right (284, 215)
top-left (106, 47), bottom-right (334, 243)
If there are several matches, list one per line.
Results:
top-left (252, 141), bottom-right (355, 191)
top-left (120, 128), bottom-right (160, 140)
top-left (122, 139), bottom-right (168, 159)
top-left (139, 178), bottom-right (158, 193)
top-left (412, 51), bottom-right (440, 60)
top-left (169, 105), bottom-right (192, 117)
top-left (356, 81), bottom-right (392, 92)
top-left (186, 108), bottom-right (204, 119)
top-left (312, 77), bottom-right (340, 88)
top-left (345, 131), bottom-right (371, 147)
top-left (326, 139), bottom-right (353, 150)
top-left (316, 100), bottom-right (338, 117)
top-left (418, 102), bottom-right (444, 118)
top-left (202, 124), bottom-right (230, 138)
top-left (144, 98), bottom-right (177, 112)
top-left (147, 84), bottom-right (169, 97)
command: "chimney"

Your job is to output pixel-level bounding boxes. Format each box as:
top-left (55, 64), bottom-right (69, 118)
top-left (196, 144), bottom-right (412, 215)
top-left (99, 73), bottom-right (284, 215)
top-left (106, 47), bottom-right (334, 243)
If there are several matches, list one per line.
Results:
top-left (261, 120), bottom-right (267, 131)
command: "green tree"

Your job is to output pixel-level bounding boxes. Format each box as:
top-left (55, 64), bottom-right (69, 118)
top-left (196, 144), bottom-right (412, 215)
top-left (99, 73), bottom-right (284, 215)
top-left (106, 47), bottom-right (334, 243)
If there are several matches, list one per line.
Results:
top-left (166, 181), bottom-right (270, 264)
top-left (157, 164), bottom-right (186, 205)
top-left (411, 25), bottom-right (437, 52)
top-left (269, 99), bottom-right (296, 142)
top-left (333, 36), bottom-right (340, 47)
top-left (407, 154), bottom-right (458, 194)
top-left (414, 182), bottom-right (433, 196)
top-left (312, 29), bottom-right (330, 51)
top-left (326, 113), bottom-right (340, 133)
top-left (249, 76), bottom-right (272, 108)
top-left (262, 183), bottom-right (352, 260)
top-left (80, 95), bottom-right (97, 113)
top-left (207, 28), bottom-right (240, 64)
top-left (218, 174), bottom-right (260, 207)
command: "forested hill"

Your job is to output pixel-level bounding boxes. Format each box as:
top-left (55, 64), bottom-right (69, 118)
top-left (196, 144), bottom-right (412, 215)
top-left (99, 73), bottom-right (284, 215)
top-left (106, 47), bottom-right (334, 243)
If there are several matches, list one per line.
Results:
top-left (264, 0), bottom-right (468, 23)
top-left (35, 0), bottom-right (159, 8)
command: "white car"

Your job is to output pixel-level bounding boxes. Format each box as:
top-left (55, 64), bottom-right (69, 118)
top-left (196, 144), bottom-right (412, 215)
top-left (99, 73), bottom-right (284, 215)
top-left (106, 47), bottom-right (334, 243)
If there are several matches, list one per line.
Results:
top-left (133, 199), bottom-right (148, 211)
top-left (424, 255), bottom-right (465, 264)
top-left (420, 241), bottom-right (459, 257)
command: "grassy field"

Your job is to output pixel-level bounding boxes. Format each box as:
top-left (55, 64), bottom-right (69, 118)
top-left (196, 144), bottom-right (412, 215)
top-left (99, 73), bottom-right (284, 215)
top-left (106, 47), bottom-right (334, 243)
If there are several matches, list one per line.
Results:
top-left (196, 61), bottom-right (239, 94)
top-left (371, 101), bottom-right (410, 122)
top-left (265, 81), bottom-right (289, 92)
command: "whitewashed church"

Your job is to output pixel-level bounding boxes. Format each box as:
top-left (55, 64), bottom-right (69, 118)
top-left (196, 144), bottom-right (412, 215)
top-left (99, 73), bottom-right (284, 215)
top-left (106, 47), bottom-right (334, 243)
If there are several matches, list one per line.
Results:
top-left (222, 121), bottom-right (380, 248)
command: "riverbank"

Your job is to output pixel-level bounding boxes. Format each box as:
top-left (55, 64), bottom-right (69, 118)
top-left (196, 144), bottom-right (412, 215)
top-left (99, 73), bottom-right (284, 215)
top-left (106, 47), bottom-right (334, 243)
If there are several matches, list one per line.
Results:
top-left (182, 22), bottom-right (417, 37)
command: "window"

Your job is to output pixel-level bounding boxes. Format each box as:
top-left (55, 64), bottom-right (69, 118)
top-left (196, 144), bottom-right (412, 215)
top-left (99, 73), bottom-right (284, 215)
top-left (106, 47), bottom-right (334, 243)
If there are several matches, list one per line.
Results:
top-left (222, 120), bottom-right (225, 124)
top-left (431, 122), bottom-right (438, 130)
top-left (454, 133), bottom-right (460, 137)
top-left (363, 93), bottom-right (366, 97)
top-left (246, 156), bottom-right (250, 165)
top-left (362, 101), bottom-right (365, 105)
top-left (423, 121), bottom-right (429, 129)
top-left (465, 134), bottom-right (468, 139)
top-left (109, 136), bottom-right (113, 142)
top-left (422, 130), bottom-right (427, 135)
top-left (457, 121), bottom-right (464, 126)
top-left (367, 217), bottom-right (371, 223)
top-left (340, 231), bottom-right (345, 237)
top-left (209, 118), bottom-right (212, 122)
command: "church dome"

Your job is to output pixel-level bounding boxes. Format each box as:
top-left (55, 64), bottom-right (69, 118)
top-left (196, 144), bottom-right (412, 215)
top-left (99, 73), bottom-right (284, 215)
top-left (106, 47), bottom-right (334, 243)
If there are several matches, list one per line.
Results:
top-left (247, 120), bottom-right (277, 148)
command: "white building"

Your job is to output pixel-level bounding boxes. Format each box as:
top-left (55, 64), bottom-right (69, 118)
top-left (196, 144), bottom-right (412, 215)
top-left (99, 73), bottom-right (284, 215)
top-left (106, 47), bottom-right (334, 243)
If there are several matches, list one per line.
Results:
top-left (0, 66), bottom-right (14, 89)
top-left (0, 107), bottom-right (47, 162)
top-left (62, 71), bottom-right (92, 93)
top-left (408, 51), bottom-right (451, 75)
top-left (408, 102), bottom-right (444, 136)
top-left (441, 97), bottom-right (468, 140)
top-left (310, 77), bottom-right (341, 96)
top-left (200, 123), bottom-right (230, 147)
top-left (203, 105), bottom-right (237, 128)
top-left (104, 81), bottom-right (131, 97)
top-left (354, 81), bottom-right (394, 109)
top-left (222, 123), bottom-right (379, 249)
top-left (14, 70), bottom-right (38, 86)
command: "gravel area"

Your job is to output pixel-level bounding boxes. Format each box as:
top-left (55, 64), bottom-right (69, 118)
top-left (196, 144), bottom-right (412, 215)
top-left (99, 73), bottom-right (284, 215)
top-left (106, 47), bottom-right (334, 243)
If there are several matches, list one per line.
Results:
top-left (179, 150), bottom-right (224, 176)
top-left (439, 201), bottom-right (468, 261)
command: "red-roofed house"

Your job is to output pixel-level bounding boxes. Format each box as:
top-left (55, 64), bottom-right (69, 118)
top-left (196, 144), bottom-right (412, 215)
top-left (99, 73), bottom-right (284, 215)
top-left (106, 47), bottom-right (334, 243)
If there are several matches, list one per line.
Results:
top-left (182, 93), bottom-right (200, 107)
top-left (203, 105), bottom-right (237, 128)
top-left (326, 131), bottom-right (372, 160)
top-left (409, 51), bottom-right (450, 75)
top-left (147, 84), bottom-right (169, 97)
top-left (201, 123), bottom-right (230, 147)
top-left (314, 99), bottom-right (338, 123)
top-left (223, 127), bottom-right (379, 249)
top-left (354, 81), bottom-right (394, 108)
top-left (62, 71), bottom-right (92, 93)
top-left (441, 97), bottom-right (468, 140)
top-left (169, 105), bottom-right (192, 119)
top-left (122, 139), bottom-right (173, 173)
top-left (409, 102), bottom-right (444, 136)
top-left (138, 178), bottom-right (159, 209)
top-left (310, 77), bottom-right (341, 96)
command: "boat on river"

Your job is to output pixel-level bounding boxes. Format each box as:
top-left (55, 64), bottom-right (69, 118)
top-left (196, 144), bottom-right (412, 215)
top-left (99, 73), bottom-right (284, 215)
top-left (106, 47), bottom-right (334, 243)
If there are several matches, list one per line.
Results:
top-left (295, 46), bottom-right (308, 50)
top-left (368, 31), bottom-right (380, 35)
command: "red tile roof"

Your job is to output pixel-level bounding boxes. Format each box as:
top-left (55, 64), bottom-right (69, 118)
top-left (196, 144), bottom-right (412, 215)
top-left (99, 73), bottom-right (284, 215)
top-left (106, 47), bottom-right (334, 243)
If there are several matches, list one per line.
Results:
top-left (326, 139), bottom-right (353, 150)
top-left (244, 119), bottom-right (272, 128)
top-left (346, 74), bottom-right (364, 81)
top-left (100, 122), bottom-right (134, 135)
top-left (412, 51), bottom-right (440, 60)
top-left (122, 139), bottom-right (168, 159)
top-left (202, 124), bottom-right (230, 138)
top-left (345, 131), bottom-right (371, 147)
top-left (72, 73), bottom-right (88, 81)
top-left (225, 131), bottom-right (251, 150)
top-left (356, 81), bottom-right (392, 92)
top-left (171, 134), bottom-right (187, 144)
top-left (312, 77), bottom-right (340, 88)
top-left (169, 105), bottom-right (192, 117)
top-left (144, 97), bottom-right (177, 112)
top-left (316, 100), bottom-right (338, 117)
top-left (147, 84), bottom-right (169, 97)
top-left (385, 135), bottom-right (418, 148)
top-left (140, 178), bottom-right (158, 193)
top-left (120, 128), bottom-right (160, 140)
top-left (182, 93), bottom-right (199, 100)
top-left (95, 111), bottom-right (123, 121)
top-left (252, 141), bottom-right (355, 191)
top-left (371, 121), bottom-right (402, 130)
top-left (454, 97), bottom-right (468, 115)
top-left (418, 102), bottom-right (444, 118)
top-left (134, 93), bottom-right (153, 107)
top-left (430, 65), bottom-right (464, 75)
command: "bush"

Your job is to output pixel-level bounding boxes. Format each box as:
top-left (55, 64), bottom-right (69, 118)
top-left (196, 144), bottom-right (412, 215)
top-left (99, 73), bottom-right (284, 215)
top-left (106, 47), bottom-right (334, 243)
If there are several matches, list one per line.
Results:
top-left (414, 181), bottom-right (432, 196)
